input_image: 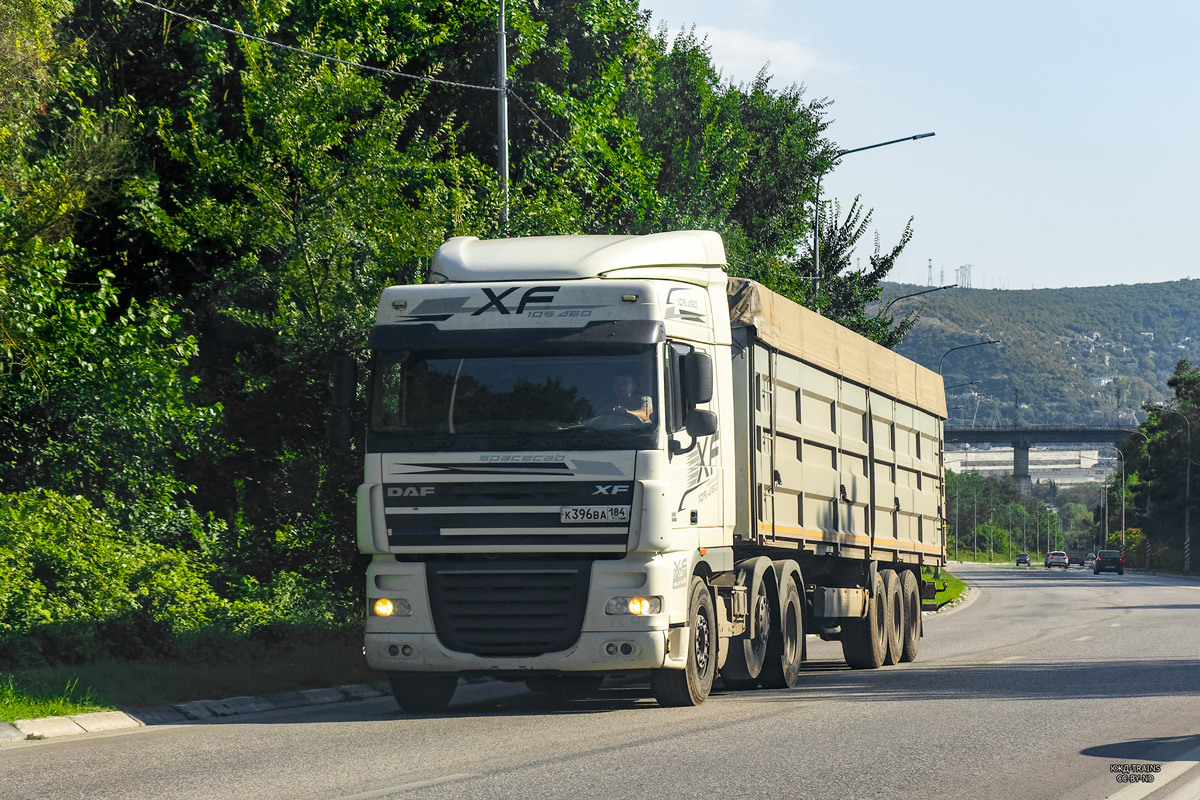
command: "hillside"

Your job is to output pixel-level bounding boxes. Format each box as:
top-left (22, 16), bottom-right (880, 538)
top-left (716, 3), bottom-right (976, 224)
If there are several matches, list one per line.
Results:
top-left (885, 279), bottom-right (1200, 427)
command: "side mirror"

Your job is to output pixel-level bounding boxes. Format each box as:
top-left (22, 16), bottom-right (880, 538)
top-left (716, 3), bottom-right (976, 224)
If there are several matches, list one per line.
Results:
top-left (328, 412), bottom-right (353, 452)
top-left (685, 409), bottom-right (717, 438)
top-left (671, 409), bottom-right (718, 455)
top-left (330, 355), bottom-right (358, 452)
top-left (682, 351), bottom-right (713, 405)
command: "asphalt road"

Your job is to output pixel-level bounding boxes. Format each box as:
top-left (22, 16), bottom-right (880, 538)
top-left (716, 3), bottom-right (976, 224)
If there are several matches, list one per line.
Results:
top-left (3, 564), bottom-right (1200, 800)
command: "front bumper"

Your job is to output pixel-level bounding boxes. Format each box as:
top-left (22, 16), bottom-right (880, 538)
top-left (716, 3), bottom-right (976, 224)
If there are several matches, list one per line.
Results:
top-left (365, 629), bottom-right (671, 674)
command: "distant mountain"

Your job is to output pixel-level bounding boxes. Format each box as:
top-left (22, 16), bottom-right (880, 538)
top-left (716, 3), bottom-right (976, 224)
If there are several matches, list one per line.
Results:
top-left (884, 279), bottom-right (1200, 428)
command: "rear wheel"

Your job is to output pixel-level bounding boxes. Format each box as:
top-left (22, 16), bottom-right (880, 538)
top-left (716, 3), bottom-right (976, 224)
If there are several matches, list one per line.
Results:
top-left (759, 573), bottom-right (804, 689)
top-left (842, 571), bottom-right (887, 669)
top-left (651, 576), bottom-right (717, 706)
top-left (899, 570), bottom-right (922, 663)
top-left (881, 569), bottom-right (904, 666)
top-left (720, 570), bottom-right (771, 690)
top-left (388, 673), bottom-right (458, 713)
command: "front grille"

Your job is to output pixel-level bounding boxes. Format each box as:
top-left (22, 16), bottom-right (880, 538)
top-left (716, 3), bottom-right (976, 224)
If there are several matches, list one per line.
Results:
top-left (426, 560), bottom-right (592, 657)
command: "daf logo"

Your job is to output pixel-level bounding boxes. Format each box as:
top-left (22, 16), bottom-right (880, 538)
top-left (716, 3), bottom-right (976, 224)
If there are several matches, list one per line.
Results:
top-left (387, 486), bottom-right (435, 497)
top-left (592, 484), bottom-right (631, 496)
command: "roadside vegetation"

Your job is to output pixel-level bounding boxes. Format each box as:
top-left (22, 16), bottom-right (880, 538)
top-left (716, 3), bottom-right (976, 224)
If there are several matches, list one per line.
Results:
top-left (1, 0), bottom-right (922, 714)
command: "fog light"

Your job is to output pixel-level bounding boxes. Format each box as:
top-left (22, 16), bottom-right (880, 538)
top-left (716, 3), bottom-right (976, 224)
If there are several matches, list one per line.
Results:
top-left (401, 644), bottom-right (414, 657)
top-left (605, 596), bottom-right (662, 615)
top-left (605, 643), bottom-right (618, 655)
top-left (388, 644), bottom-right (399, 656)
top-left (620, 643), bottom-right (633, 655)
top-left (375, 598), bottom-right (394, 617)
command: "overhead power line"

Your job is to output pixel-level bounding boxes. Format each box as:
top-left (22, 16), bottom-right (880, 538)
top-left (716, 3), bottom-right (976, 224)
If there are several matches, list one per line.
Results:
top-left (129, 0), bottom-right (499, 93)
top-left (128, 0), bottom-right (646, 213)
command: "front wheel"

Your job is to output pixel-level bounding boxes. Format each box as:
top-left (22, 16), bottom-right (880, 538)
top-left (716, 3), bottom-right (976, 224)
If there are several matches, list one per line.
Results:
top-left (388, 673), bottom-right (458, 713)
top-left (651, 576), bottom-right (717, 706)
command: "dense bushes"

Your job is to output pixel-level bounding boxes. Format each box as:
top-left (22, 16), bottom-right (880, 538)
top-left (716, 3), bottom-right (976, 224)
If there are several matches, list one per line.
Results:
top-left (0, 490), bottom-right (345, 667)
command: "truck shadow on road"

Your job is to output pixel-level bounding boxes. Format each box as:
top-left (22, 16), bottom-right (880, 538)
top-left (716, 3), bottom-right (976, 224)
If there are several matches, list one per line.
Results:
top-left (1080, 733), bottom-right (1200, 764)
top-left (753, 657), bottom-right (1200, 704)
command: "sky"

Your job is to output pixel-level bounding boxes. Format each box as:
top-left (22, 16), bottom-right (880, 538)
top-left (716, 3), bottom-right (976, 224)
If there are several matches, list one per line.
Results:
top-left (637, 0), bottom-right (1200, 289)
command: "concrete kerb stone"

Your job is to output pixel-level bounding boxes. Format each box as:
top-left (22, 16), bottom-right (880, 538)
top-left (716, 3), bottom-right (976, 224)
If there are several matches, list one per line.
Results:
top-left (71, 711), bottom-right (143, 733)
top-left (13, 715), bottom-right (87, 739)
top-left (1, 681), bottom-right (397, 746)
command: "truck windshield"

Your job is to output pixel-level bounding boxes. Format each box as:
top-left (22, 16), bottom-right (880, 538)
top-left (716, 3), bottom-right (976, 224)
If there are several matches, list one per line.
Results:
top-left (368, 348), bottom-right (660, 452)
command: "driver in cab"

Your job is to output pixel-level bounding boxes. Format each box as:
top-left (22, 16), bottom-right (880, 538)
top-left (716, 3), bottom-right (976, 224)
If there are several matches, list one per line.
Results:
top-left (610, 374), bottom-right (653, 422)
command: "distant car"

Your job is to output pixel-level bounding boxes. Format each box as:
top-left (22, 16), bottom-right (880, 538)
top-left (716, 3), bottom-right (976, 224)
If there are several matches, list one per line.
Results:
top-left (1068, 554), bottom-right (1084, 567)
top-left (1094, 549), bottom-right (1124, 575)
top-left (1016, 552), bottom-right (1031, 567)
top-left (1046, 550), bottom-right (1070, 569)
top-left (1084, 553), bottom-right (1096, 569)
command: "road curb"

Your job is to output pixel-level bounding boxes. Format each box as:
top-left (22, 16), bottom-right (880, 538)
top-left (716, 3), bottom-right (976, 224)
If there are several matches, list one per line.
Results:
top-left (0, 680), bottom-right (393, 746)
top-left (0, 678), bottom-right (535, 746)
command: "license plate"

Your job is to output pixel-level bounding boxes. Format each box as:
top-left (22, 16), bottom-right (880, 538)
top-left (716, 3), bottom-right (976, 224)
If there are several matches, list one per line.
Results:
top-left (560, 505), bottom-right (630, 523)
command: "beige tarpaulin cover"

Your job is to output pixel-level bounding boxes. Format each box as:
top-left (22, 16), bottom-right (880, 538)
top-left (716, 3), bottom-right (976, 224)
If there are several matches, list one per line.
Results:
top-left (728, 277), bottom-right (947, 419)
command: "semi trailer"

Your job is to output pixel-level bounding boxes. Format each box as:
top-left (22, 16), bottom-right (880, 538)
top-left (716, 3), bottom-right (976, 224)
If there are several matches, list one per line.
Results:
top-left (337, 230), bottom-right (947, 709)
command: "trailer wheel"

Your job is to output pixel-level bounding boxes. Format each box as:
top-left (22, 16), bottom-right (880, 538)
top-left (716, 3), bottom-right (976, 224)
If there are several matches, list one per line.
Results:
top-left (841, 571), bottom-right (887, 669)
top-left (388, 673), bottom-right (458, 713)
top-left (899, 570), bottom-right (921, 663)
top-left (651, 576), bottom-right (717, 706)
top-left (882, 569), bottom-right (904, 666)
top-left (759, 573), bottom-right (804, 689)
top-left (719, 571), bottom-right (771, 690)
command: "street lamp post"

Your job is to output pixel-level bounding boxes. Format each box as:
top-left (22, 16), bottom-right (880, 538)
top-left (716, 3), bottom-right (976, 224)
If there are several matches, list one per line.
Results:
top-left (939, 340), bottom-right (1001, 377)
top-left (813, 132), bottom-right (935, 298)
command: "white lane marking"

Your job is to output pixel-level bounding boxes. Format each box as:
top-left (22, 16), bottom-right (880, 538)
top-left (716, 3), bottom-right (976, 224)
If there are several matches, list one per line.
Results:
top-left (1163, 768), bottom-right (1200, 799)
top-left (1074, 636), bottom-right (1093, 641)
top-left (334, 774), bottom-right (482, 799)
top-left (1107, 743), bottom-right (1200, 800)
top-left (989, 656), bottom-right (1023, 664)
top-left (1111, 623), bottom-right (1121, 627)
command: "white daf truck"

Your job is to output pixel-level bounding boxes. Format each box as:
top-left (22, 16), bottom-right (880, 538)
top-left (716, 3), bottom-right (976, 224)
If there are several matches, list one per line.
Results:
top-left (339, 230), bottom-right (946, 709)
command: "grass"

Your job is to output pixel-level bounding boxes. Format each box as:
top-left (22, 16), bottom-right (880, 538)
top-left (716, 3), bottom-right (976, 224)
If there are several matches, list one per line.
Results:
top-left (0, 675), bottom-right (110, 723)
top-left (923, 567), bottom-right (967, 606)
top-left (1, 628), bottom-right (382, 723)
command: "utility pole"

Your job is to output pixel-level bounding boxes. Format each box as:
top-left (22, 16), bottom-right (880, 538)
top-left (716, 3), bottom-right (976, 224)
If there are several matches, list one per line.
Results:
top-left (497, 0), bottom-right (510, 230)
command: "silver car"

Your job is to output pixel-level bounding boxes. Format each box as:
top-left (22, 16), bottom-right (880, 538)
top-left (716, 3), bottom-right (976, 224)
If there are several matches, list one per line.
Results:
top-left (1046, 550), bottom-right (1069, 569)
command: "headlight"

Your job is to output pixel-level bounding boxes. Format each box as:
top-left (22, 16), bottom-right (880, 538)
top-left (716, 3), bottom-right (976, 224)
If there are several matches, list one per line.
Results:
top-left (373, 598), bottom-right (412, 617)
top-left (605, 596), bottom-right (662, 616)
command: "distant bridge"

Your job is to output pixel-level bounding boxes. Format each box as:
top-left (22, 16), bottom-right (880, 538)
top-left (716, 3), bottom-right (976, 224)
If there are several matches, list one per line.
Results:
top-left (944, 426), bottom-right (1134, 493)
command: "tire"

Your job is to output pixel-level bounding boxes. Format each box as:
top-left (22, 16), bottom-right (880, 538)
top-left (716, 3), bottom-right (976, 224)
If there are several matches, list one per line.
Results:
top-left (899, 570), bottom-right (922, 663)
top-left (1117, 569), bottom-right (1124, 575)
top-left (525, 675), bottom-right (605, 701)
top-left (881, 569), bottom-right (904, 666)
top-left (1094, 567), bottom-right (1099, 575)
top-left (759, 573), bottom-right (804, 689)
top-left (388, 673), bottom-right (458, 713)
top-left (651, 576), bottom-right (717, 706)
top-left (842, 571), bottom-right (887, 669)
top-left (720, 569), bottom-right (771, 690)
